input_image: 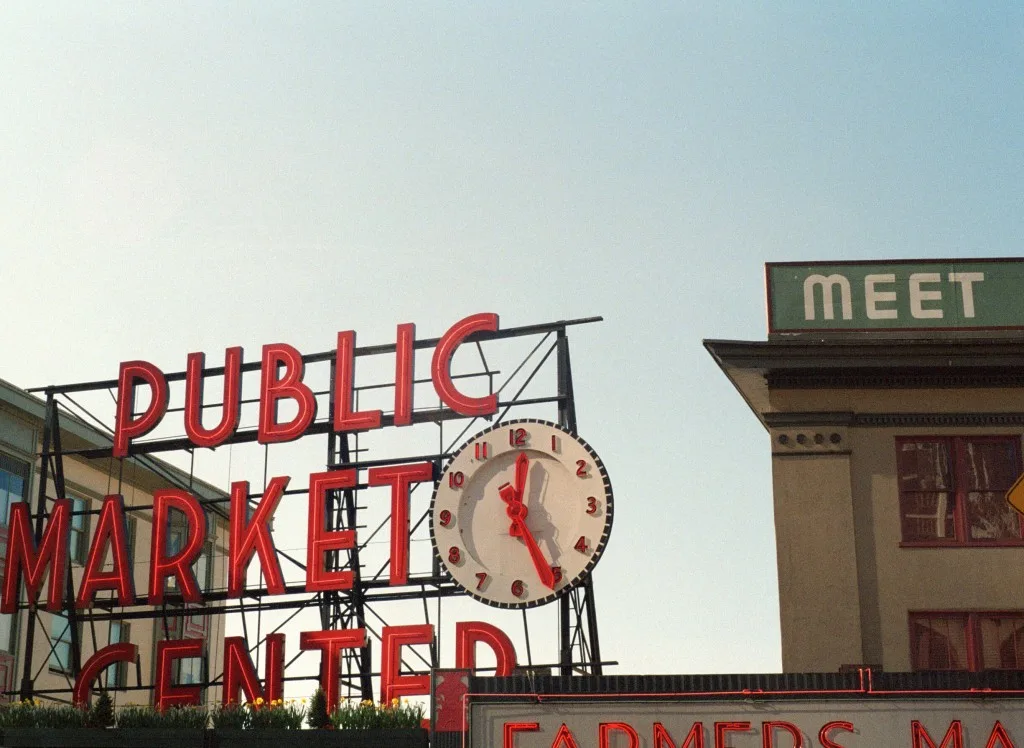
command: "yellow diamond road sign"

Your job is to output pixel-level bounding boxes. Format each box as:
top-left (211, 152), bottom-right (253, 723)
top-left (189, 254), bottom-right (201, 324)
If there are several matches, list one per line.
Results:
top-left (1008, 473), bottom-right (1024, 516)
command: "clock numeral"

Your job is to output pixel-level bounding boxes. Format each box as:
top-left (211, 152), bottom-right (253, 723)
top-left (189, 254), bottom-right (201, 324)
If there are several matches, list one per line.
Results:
top-left (474, 442), bottom-right (489, 460)
top-left (552, 566), bottom-right (563, 584)
top-left (586, 496), bottom-right (598, 515)
top-left (448, 546), bottom-right (461, 564)
top-left (475, 572), bottom-right (487, 590)
top-left (448, 471), bottom-right (465, 489)
top-left (574, 536), bottom-right (588, 554)
top-left (509, 428), bottom-right (527, 447)
top-left (439, 509), bottom-right (454, 527)
top-left (576, 460), bottom-right (588, 478)
top-left (511, 579), bottom-right (524, 597)
top-left (551, 434), bottom-right (558, 452)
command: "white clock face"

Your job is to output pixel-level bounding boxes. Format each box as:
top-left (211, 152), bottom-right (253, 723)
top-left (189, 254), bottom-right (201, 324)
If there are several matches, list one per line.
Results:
top-left (429, 419), bottom-right (613, 609)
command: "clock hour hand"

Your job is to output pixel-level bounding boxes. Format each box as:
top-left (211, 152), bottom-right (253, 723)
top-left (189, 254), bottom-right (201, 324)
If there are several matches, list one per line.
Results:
top-left (499, 482), bottom-right (555, 590)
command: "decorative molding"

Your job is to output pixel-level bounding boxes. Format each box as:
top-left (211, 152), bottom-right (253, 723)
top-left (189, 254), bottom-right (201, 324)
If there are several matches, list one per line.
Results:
top-left (853, 413), bottom-right (1024, 428)
top-left (768, 370), bottom-right (1024, 390)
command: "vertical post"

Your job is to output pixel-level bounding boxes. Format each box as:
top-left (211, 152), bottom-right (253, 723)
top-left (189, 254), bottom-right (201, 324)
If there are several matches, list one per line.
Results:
top-left (322, 359), bottom-right (373, 702)
top-left (48, 409), bottom-right (81, 679)
top-left (20, 394), bottom-right (54, 699)
top-left (555, 329), bottom-right (603, 676)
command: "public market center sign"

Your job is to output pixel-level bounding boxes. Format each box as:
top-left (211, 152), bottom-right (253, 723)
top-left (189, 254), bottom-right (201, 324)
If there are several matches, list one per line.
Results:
top-left (767, 259), bottom-right (1024, 335)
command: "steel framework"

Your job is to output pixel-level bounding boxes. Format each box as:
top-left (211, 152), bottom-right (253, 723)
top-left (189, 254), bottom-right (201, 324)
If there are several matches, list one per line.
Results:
top-left (14, 316), bottom-right (608, 703)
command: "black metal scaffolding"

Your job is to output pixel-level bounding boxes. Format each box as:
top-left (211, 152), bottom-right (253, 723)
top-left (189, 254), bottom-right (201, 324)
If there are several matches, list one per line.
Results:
top-left (15, 316), bottom-right (607, 703)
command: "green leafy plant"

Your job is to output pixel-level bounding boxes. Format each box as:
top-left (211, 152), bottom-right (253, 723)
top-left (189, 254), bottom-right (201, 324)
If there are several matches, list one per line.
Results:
top-left (330, 699), bottom-right (424, 730)
top-left (307, 688), bottom-right (330, 729)
top-left (0, 699), bottom-right (88, 728)
top-left (115, 704), bottom-right (208, 729)
top-left (87, 691), bottom-right (115, 728)
top-left (211, 701), bottom-right (248, 729)
top-left (247, 698), bottom-right (305, 730)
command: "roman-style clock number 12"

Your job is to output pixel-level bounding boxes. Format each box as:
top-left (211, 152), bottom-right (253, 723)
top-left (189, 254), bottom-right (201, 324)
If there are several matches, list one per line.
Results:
top-left (429, 419), bottom-right (614, 609)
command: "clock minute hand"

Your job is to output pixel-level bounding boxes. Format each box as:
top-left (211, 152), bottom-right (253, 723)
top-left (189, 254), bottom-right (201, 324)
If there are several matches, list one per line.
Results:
top-left (513, 452), bottom-right (529, 503)
top-left (498, 482), bottom-right (556, 590)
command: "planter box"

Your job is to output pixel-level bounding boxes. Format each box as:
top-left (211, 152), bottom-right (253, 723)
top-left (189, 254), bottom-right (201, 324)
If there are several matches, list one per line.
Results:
top-left (213, 729), bottom-right (428, 748)
top-left (0, 727), bottom-right (429, 748)
top-left (0, 728), bottom-right (207, 747)
top-left (213, 729), bottom-right (309, 748)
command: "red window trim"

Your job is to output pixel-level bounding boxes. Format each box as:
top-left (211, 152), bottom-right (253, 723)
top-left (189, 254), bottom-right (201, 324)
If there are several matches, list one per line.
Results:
top-left (896, 435), bottom-right (1024, 546)
top-left (909, 610), bottom-right (1024, 672)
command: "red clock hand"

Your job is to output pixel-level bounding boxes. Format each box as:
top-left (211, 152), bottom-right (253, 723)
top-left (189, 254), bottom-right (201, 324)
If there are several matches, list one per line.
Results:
top-left (513, 452), bottom-right (529, 503)
top-left (499, 482), bottom-right (555, 590)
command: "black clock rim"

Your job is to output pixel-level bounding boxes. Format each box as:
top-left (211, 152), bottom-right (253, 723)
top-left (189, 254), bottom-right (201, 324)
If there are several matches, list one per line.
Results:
top-left (428, 418), bottom-right (614, 610)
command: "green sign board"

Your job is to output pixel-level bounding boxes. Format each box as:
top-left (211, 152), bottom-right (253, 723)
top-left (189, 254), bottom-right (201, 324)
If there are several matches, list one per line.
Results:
top-left (767, 259), bottom-right (1024, 334)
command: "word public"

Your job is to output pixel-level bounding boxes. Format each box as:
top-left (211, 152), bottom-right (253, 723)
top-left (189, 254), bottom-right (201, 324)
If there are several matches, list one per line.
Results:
top-left (112, 312), bottom-right (500, 457)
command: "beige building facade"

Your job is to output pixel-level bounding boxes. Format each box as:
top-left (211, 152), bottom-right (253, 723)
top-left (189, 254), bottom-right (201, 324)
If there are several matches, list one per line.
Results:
top-left (0, 378), bottom-right (229, 705)
top-left (707, 260), bottom-right (1024, 675)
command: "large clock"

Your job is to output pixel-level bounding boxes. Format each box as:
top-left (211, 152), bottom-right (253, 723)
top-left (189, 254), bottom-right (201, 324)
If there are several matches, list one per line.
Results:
top-left (429, 419), bottom-right (613, 609)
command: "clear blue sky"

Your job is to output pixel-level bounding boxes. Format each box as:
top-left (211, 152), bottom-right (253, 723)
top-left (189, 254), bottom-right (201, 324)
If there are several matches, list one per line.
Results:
top-left (2, 3), bottom-right (1023, 681)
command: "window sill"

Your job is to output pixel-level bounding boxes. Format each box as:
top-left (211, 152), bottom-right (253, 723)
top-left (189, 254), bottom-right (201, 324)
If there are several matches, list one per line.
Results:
top-left (900, 540), bottom-right (1024, 549)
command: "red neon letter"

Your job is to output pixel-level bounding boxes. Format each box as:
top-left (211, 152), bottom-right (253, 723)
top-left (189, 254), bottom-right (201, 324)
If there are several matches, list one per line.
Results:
top-left (763, 721), bottom-right (803, 748)
top-left (306, 470), bottom-right (357, 592)
top-left (381, 624), bottom-right (434, 704)
top-left (222, 634), bottom-right (284, 706)
top-left (431, 313), bottom-right (499, 416)
top-left (155, 639), bottom-right (203, 710)
top-left (368, 462), bottom-right (433, 586)
top-left (148, 489), bottom-right (206, 605)
top-left (912, 720), bottom-right (964, 748)
top-left (600, 723), bottom-right (640, 748)
top-left (819, 721), bottom-right (854, 748)
top-left (551, 724), bottom-right (582, 748)
top-left (655, 722), bottom-right (705, 748)
top-left (184, 347), bottom-right (242, 448)
top-left (394, 323), bottom-right (415, 426)
top-left (258, 343), bottom-right (316, 444)
top-left (1, 499), bottom-right (70, 612)
top-left (299, 628), bottom-right (366, 710)
top-left (715, 722), bottom-right (751, 748)
top-left (113, 360), bottom-right (168, 458)
top-left (503, 722), bottom-right (539, 748)
top-left (986, 722), bottom-right (1016, 748)
top-left (455, 621), bottom-right (517, 676)
top-left (228, 478), bottom-right (286, 598)
top-left (73, 642), bottom-right (137, 705)
top-left (333, 331), bottom-right (382, 432)
top-left (77, 495), bottom-right (135, 608)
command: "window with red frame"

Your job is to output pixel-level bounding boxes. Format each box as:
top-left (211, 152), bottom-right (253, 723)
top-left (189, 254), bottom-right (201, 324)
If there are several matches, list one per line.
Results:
top-left (910, 612), bottom-right (1024, 671)
top-left (896, 436), bottom-right (1023, 544)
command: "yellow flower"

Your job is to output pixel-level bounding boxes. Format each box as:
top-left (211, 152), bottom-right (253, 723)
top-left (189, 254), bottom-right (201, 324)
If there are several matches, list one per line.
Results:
top-left (301, 698), bottom-right (307, 704)
top-left (391, 697), bottom-right (399, 706)
top-left (255, 697), bottom-right (264, 706)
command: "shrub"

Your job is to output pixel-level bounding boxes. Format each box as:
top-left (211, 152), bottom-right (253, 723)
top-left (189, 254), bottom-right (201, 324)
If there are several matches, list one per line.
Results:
top-left (307, 688), bottom-right (330, 729)
top-left (88, 691), bottom-right (115, 728)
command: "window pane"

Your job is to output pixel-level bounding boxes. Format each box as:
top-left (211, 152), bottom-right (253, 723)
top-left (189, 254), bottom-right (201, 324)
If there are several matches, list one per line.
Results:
top-left (900, 492), bottom-right (955, 541)
top-left (0, 614), bottom-right (14, 654)
top-left (963, 441), bottom-right (1019, 491)
top-left (49, 614), bottom-right (72, 671)
top-left (979, 616), bottom-right (1024, 669)
top-left (911, 614), bottom-right (968, 670)
top-left (8, 474), bottom-right (23, 503)
top-left (898, 441), bottom-right (952, 491)
top-left (966, 491), bottom-right (1022, 540)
